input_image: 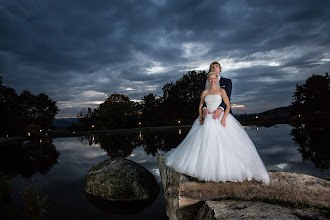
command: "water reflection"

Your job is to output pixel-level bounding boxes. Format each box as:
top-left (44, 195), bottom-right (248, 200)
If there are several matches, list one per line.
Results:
top-left (77, 128), bottom-right (190, 157)
top-left (77, 125), bottom-right (330, 173)
top-left (78, 133), bottom-right (141, 157)
top-left (3, 125), bottom-right (329, 219)
top-left (291, 123), bottom-right (330, 170)
top-left (0, 138), bottom-right (60, 178)
top-left (86, 193), bottom-right (155, 215)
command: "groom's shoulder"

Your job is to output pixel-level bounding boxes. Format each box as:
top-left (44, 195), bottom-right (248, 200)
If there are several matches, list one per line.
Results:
top-left (221, 77), bottom-right (232, 82)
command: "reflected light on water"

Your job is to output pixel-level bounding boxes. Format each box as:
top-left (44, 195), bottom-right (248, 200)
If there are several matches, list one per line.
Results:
top-left (83, 151), bottom-right (107, 158)
top-left (178, 129), bottom-right (181, 135)
top-left (276, 163), bottom-right (288, 169)
top-left (152, 168), bottom-right (160, 176)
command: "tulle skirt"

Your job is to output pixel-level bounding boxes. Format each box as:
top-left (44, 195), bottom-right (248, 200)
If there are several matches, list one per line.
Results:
top-left (165, 113), bottom-right (270, 184)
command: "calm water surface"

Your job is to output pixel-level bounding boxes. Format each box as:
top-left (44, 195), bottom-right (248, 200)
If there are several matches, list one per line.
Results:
top-left (3, 124), bottom-right (329, 219)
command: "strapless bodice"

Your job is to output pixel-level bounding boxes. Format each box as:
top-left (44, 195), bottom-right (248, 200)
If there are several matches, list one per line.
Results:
top-left (205, 95), bottom-right (222, 112)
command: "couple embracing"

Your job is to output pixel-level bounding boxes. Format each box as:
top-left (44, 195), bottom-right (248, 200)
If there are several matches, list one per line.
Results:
top-left (166, 62), bottom-right (270, 184)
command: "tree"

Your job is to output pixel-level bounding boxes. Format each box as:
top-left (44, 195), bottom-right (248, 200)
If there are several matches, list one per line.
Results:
top-left (77, 107), bottom-right (96, 130)
top-left (141, 93), bottom-right (161, 127)
top-left (160, 70), bottom-right (207, 125)
top-left (95, 93), bottom-right (139, 129)
top-left (19, 90), bottom-right (59, 133)
top-left (0, 78), bottom-right (21, 136)
top-left (292, 73), bottom-right (329, 122)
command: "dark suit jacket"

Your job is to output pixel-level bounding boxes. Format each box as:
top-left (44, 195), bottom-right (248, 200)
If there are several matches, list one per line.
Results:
top-left (219, 77), bottom-right (232, 114)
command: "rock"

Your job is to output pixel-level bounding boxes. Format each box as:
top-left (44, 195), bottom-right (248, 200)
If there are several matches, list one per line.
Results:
top-left (157, 154), bottom-right (330, 220)
top-left (195, 201), bottom-right (329, 220)
top-left (85, 157), bottom-right (160, 201)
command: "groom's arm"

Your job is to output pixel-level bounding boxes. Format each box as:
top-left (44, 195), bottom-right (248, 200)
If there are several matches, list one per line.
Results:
top-left (219, 79), bottom-right (232, 110)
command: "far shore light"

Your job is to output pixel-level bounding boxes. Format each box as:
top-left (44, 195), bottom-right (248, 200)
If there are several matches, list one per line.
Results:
top-left (178, 120), bottom-right (181, 124)
top-left (92, 125), bottom-right (95, 128)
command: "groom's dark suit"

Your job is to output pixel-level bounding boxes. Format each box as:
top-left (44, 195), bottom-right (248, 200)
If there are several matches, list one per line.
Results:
top-left (219, 77), bottom-right (232, 114)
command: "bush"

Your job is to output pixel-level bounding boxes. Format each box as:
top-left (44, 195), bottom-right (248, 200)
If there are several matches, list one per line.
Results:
top-left (23, 182), bottom-right (48, 219)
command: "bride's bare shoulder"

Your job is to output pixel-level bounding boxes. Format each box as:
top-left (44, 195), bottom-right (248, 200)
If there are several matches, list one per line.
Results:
top-left (220, 87), bottom-right (227, 95)
top-left (201, 89), bottom-right (209, 96)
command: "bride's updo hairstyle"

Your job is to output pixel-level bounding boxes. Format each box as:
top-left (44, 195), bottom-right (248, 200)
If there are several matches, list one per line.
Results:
top-left (207, 71), bottom-right (217, 79)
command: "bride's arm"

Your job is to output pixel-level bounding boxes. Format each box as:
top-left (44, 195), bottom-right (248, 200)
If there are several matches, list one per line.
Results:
top-left (220, 89), bottom-right (230, 127)
top-left (199, 90), bottom-right (207, 124)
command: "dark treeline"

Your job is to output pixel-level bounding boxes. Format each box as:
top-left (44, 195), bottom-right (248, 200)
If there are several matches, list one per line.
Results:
top-left (75, 71), bottom-right (329, 131)
top-left (291, 72), bottom-right (330, 124)
top-left (1, 71), bottom-right (328, 135)
top-left (75, 70), bottom-right (207, 131)
top-left (0, 76), bottom-right (59, 137)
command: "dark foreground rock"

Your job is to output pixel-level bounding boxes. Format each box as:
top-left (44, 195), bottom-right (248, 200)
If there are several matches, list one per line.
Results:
top-left (157, 154), bottom-right (330, 220)
top-left (85, 157), bottom-right (160, 202)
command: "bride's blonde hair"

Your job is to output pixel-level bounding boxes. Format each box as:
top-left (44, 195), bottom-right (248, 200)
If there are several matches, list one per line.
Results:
top-left (207, 71), bottom-right (217, 79)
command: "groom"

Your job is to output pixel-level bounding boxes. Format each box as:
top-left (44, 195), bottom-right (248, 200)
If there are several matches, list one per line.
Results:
top-left (203, 61), bottom-right (232, 119)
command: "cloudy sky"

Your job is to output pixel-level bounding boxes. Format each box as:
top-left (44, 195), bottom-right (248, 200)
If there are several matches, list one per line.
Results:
top-left (1, 0), bottom-right (329, 117)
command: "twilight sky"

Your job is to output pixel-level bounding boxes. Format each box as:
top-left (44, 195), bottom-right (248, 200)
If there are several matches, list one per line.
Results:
top-left (1, 0), bottom-right (329, 117)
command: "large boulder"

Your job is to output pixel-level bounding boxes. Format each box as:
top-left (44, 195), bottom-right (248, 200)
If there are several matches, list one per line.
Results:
top-left (85, 158), bottom-right (160, 202)
top-left (157, 154), bottom-right (330, 220)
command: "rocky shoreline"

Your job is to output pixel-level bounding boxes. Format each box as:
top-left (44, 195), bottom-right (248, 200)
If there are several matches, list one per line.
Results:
top-left (157, 154), bottom-right (330, 220)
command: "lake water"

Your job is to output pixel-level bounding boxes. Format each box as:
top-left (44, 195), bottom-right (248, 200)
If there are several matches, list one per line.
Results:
top-left (1, 124), bottom-right (329, 219)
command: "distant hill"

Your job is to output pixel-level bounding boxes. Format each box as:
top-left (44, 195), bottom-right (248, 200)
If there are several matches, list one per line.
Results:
top-left (235, 105), bottom-right (293, 126)
top-left (51, 106), bottom-right (293, 130)
top-left (52, 118), bottom-right (79, 130)
top-left (258, 105), bottom-right (293, 117)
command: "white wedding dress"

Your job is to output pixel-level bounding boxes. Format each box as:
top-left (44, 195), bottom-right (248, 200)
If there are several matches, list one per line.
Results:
top-left (165, 95), bottom-right (270, 184)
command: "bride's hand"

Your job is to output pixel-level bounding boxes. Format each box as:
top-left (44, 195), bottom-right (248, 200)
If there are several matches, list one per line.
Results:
top-left (202, 108), bottom-right (211, 118)
top-left (199, 116), bottom-right (204, 125)
top-left (221, 118), bottom-right (226, 127)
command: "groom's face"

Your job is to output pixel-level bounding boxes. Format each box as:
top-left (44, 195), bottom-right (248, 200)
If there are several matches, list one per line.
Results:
top-left (210, 64), bottom-right (221, 74)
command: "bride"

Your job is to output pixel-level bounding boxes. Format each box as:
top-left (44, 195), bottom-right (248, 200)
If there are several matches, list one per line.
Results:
top-left (165, 72), bottom-right (270, 184)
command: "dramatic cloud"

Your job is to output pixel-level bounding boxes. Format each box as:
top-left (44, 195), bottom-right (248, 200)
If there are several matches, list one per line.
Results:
top-left (1, 0), bottom-right (329, 117)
